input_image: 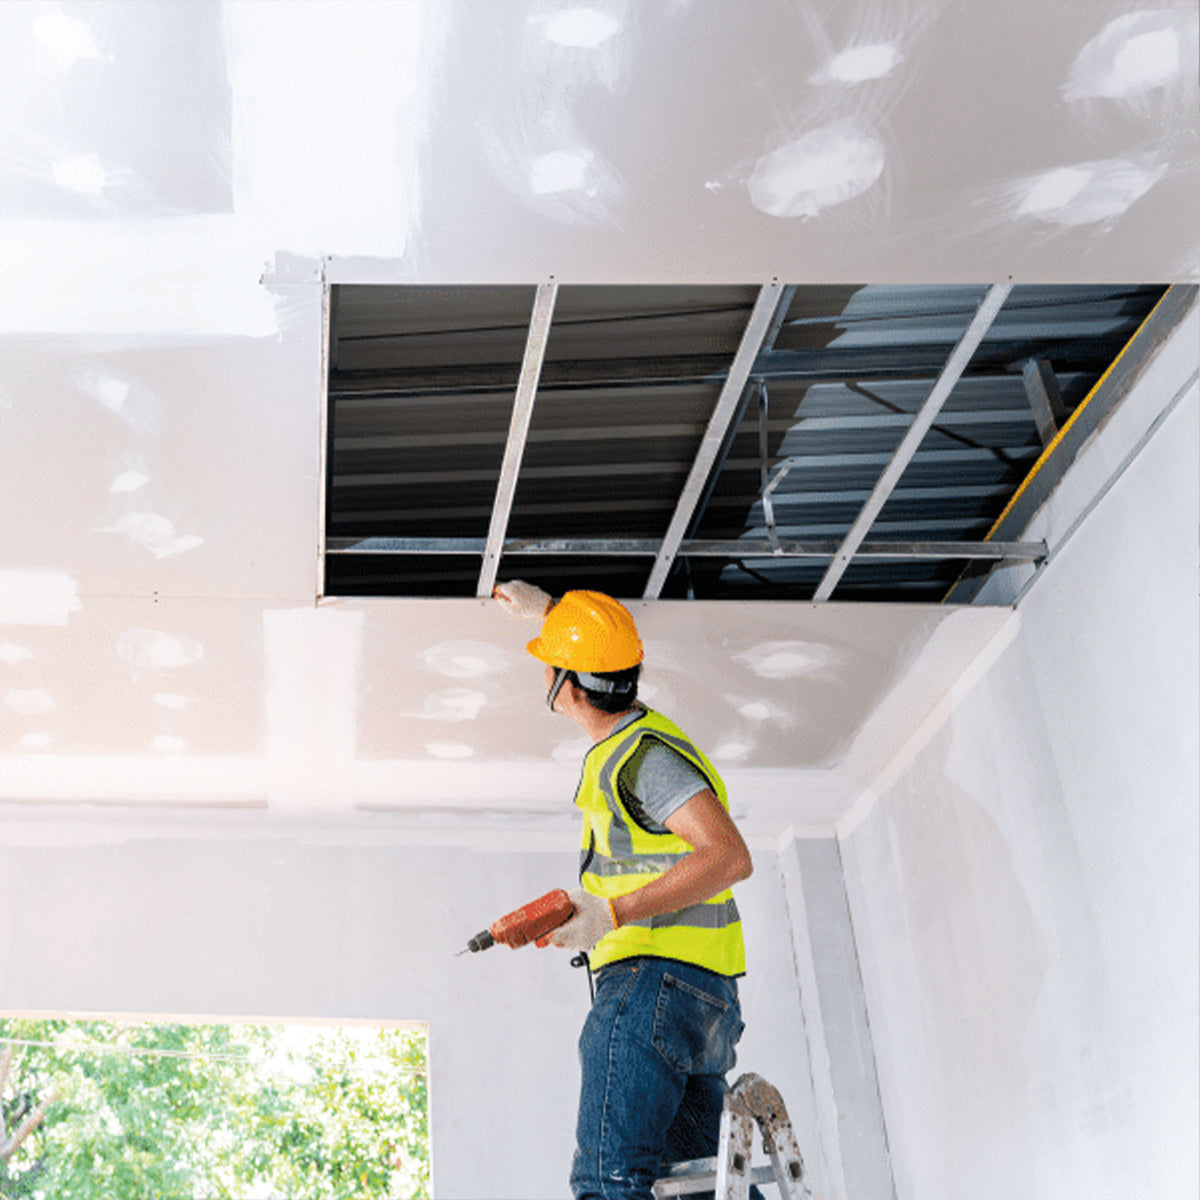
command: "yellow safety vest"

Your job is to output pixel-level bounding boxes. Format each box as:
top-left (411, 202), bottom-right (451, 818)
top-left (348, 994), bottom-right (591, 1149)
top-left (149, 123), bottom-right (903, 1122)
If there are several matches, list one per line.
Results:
top-left (575, 708), bottom-right (746, 976)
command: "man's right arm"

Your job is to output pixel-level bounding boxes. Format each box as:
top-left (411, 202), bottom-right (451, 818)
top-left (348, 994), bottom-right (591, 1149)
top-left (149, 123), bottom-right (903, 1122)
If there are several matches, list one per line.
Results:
top-left (609, 788), bottom-right (753, 928)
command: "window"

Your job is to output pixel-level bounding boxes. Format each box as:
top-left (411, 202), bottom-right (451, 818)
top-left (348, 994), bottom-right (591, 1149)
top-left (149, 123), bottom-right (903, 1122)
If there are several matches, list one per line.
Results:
top-left (0, 1016), bottom-right (429, 1199)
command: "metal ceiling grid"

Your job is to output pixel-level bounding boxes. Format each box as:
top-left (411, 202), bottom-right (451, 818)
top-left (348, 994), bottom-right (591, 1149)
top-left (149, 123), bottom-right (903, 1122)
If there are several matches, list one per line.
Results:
top-left (323, 282), bottom-right (1170, 603)
top-left (507, 284), bottom-right (759, 552)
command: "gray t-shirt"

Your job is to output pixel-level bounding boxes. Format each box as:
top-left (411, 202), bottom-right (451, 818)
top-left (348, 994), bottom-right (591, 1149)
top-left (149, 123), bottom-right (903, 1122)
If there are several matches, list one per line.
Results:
top-left (611, 710), bottom-right (712, 834)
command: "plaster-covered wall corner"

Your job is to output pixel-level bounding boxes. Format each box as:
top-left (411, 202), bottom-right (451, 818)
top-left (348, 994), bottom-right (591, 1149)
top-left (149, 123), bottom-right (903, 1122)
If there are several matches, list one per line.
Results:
top-left (835, 608), bottom-right (1020, 838)
top-left (779, 836), bottom-right (895, 1200)
top-left (837, 374), bottom-right (1199, 1199)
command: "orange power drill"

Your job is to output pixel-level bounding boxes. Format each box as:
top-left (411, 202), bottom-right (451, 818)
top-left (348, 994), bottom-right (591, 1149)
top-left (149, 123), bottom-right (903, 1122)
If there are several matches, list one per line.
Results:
top-left (458, 888), bottom-right (576, 954)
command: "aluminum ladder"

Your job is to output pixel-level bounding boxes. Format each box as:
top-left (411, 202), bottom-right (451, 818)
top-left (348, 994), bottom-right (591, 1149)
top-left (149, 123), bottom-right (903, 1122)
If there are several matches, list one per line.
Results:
top-left (653, 1073), bottom-right (807, 1199)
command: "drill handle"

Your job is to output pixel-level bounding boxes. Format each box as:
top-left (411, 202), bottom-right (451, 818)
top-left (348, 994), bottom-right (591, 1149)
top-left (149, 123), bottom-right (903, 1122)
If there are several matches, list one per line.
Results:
top-left (490, 887), bottom-right (576, 949)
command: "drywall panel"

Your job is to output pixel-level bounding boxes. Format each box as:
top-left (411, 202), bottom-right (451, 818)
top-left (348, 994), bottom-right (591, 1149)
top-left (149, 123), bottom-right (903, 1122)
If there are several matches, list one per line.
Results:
top-left (0, 290), bottom-right (323, 603)
top-left (0, 2), bottom-right (232, 222)
top-left (354, 598), bottom-right (950, 771)
top-left (331, 0), bottom-right (1199, 285)
top-left (0, 597), bottom-right (263, 770)
top-left (0, 0), bottom-right (1190, 830)
top-left (5, 1), bottom-right (1193, 310)
top-left (0, 2), bottom-right (435, 335)
top-left (0, 825), bottom-right (811, 1199)
top-left (839, 390), bottom-right (1199, 1199)
top-left (0, 594), bottom-right (1007, 833)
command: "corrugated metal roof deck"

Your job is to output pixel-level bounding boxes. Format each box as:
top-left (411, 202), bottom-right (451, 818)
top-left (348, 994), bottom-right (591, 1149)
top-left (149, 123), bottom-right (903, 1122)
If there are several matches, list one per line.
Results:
top-left (324, 283), bottom-right (1168, 602)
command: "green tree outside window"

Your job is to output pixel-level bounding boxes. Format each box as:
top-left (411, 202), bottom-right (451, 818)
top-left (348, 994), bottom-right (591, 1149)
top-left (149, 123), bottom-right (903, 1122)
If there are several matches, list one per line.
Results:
top-left (0, 1018), bottom-right (429, 1199)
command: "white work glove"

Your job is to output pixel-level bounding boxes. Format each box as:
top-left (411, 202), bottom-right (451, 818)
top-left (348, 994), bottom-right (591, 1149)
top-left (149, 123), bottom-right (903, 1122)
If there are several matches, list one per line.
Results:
top-left (540, 888), bottom-right (618, 951)
top-left (492, 579), bottom-right (552, 620)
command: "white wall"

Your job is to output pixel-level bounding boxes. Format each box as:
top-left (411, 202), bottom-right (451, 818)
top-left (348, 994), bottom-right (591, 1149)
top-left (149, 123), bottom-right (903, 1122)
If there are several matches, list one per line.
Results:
top-left (839, 368), bottom-right (1199, 1196)
top-left (0, 820), bottom-right (817, 1198)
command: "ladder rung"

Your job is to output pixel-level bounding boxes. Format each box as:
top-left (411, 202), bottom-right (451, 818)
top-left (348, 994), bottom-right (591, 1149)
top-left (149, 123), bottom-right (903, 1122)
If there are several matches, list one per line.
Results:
top-left (653, 1074), bottom-right (806, 1199)
top-left (653, 1160), bottom-right (777, 1197)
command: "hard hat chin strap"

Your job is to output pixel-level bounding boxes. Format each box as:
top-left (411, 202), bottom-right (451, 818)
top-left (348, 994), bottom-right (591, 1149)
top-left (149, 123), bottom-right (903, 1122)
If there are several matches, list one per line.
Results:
top-left (547, 666), bottom-right (636, 711)
top-left (546, 667), bottom-right (572, 712)
top-left (573, 670), bottom-right (633, 695)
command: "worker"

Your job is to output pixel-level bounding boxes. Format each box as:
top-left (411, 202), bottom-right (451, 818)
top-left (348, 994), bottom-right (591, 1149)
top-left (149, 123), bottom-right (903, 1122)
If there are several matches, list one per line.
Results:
top-left (494, 580), bottom-right (756, 1200)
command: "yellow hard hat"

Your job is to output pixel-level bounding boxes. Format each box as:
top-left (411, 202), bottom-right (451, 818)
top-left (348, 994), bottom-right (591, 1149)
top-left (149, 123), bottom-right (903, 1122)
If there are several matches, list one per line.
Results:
top-left (526, 590), bottom-right (644, 673)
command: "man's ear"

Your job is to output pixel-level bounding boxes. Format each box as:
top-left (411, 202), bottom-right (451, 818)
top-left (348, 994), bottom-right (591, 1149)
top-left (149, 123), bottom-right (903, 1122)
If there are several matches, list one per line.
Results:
top-left (563, 675), bottom-right (597, 715)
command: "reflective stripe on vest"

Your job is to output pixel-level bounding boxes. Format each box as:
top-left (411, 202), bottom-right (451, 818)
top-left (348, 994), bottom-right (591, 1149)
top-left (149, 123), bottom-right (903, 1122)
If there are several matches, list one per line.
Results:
top-left (574, 708), bottom-right (745, 976)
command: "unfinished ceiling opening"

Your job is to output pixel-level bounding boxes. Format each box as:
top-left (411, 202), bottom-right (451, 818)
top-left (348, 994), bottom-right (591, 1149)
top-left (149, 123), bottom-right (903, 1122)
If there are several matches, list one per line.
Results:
top-left (322, 282), bottom-right (1168, 603)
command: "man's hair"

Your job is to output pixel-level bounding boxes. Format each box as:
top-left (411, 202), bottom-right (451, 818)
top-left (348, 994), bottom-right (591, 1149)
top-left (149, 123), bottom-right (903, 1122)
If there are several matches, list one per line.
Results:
top-left (571, 665), bottom-right (641, 715)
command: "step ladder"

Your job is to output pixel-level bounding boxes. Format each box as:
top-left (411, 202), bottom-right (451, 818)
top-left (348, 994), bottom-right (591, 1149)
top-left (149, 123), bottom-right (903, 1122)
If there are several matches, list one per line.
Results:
top-left (653, 1073), bottom-right (807, 1199)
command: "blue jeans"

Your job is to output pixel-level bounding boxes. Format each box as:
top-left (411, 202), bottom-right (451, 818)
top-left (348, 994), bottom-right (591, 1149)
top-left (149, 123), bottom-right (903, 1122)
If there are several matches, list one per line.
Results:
top-left (571, 956), bottom-right (746, 1200)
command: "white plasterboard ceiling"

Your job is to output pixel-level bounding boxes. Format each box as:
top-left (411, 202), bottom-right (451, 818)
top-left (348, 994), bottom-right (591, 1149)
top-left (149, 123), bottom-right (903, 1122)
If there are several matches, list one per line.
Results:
top-left (0, 1), bottom-right (1196, 839)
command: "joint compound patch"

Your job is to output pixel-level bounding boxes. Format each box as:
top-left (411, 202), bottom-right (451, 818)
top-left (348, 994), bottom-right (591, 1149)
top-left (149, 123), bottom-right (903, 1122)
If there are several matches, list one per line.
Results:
top-left (74, 369), bottom-right (131, 413)
top-left (1063, 12), bottom-right (1198, 103)
top-left (539, 7), bottom-right (621, 49)
top-left (420, 640), bottom-right (508, 679)
top-left (748, 126), bottom-right (885, 219)
top-left (97, 512), bottom-right (204, 558)
top-left (736, 698), bottom-right (791, 725)
top-left (530, 147), bottom-right (596, 196)
top-left (52, 152), bottom-right (107, 196)
top-left (31, 7), bottom-right (107, 74)
top-left (734, 641), bottom-right (841, 679)
top-left (0, 642), bottom-right (35, 664)
top-left (711, 739), bottom-right (753, 764)
top-left (1015, 158), bottom-right (1165, 226)
top-left (815, 43), bottom-right (903, 85)
top-left (425, 741), bottom-right (474, 760)
top-left (410, 688), bottom-right (488, 722)
top-left (109, 470), bottom-right (152, 495)
top-left (0, 571), bottom-right (82, 626)
top-left (118, 629), bottom-right (204, 671)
